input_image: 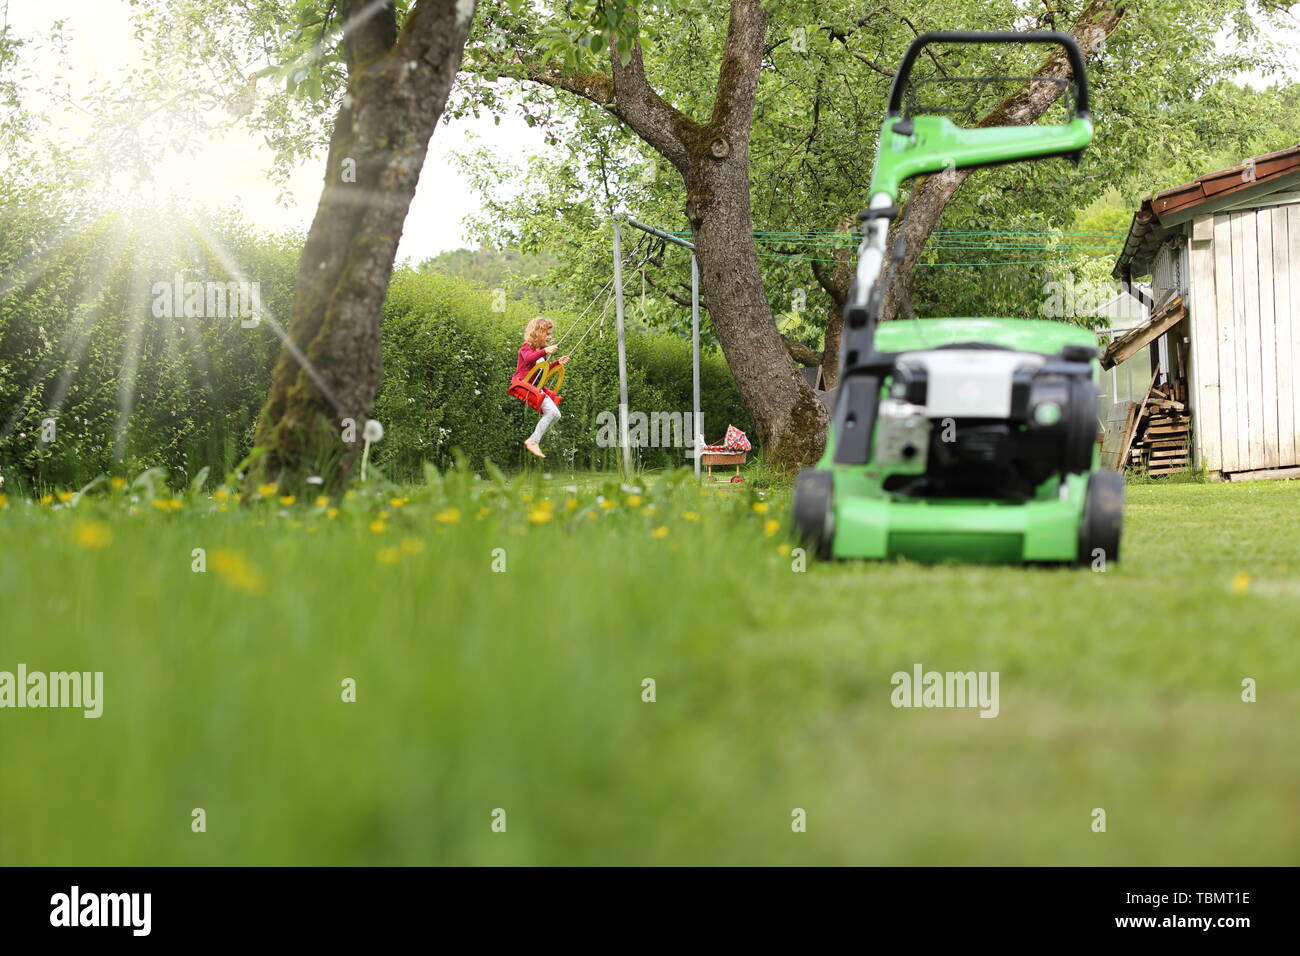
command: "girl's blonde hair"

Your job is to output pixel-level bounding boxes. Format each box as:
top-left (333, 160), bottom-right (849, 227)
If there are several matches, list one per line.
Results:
top-left (524, 316), bottom-right (554, 348)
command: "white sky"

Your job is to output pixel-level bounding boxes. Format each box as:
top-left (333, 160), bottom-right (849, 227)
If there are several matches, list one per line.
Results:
top-left (7, 0), bottom-right (547, 264)
top-left (8, 1), bottom-right (1300, 264)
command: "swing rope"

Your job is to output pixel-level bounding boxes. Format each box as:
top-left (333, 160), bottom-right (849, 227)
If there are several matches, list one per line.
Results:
top-left (551, 235), bottom-right (648, 345)
top-left (552, 236), bottom-right (657, 351)
top-left (566, 292), bottom-right (614, 353)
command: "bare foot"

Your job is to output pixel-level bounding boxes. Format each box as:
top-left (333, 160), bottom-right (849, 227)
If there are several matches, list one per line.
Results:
top-left (524, 440), bottom-right (545, 459)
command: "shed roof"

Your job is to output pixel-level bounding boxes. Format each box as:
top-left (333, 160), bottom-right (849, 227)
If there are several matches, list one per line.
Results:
top-left (1112, 144), bottom-right (1300, 279)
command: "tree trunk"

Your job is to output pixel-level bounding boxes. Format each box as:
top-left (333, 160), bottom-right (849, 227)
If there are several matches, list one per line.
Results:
top-left (249, 0), bottom-right (475, 492)
top-left (678, 0), bottom-right (825, 465)
top-left (684, 154), bottom-right (826, 464)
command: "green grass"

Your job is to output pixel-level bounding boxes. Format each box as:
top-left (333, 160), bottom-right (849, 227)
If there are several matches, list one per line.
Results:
top-left (1, 470), bottom-right (1298, 865)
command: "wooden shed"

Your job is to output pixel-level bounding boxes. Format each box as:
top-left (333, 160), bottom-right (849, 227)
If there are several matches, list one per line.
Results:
top-left (1110, 145), bottom-right (1300, 481)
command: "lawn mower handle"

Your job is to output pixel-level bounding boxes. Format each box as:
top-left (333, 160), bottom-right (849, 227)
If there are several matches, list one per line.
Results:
top-left (886, 30), bottom-right (1090, 120)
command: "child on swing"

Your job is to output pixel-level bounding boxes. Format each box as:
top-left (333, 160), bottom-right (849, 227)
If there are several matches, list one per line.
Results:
top-left (514, 317), bottom-right (569, 459)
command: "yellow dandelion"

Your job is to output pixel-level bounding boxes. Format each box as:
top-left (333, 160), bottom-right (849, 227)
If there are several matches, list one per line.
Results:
top-left (586, 511), bottom-right (597, 520)
top-left (169, 499), bottom-right (183, 511)
top-left (627, 494), bottom-right (643, 507)
top-left (400, 537), bottom-right (424, 555)
top-left (57, 490), bottom-right (74, 503)
top-left (778, 543), bottom-right (791, 556)
top-left (389, 496), bottom-right (408, 509)
top-left (72, 521), bottom-right (113, 550)
top-left (375, 547), bottom-right (400, 566)
top-left (369, 519), bottom-right (388, 534)
top-left (682, 510), bottom-right (700, 522)
top-left (476, 506), bottom-right (491, 520)
top-left (752, 501), bottom-right (769, 514)
top-left (257, 483), bottom-right (277, 498)
top-left (279, 495), bottom-right (296, 507)
top-left (214, 487), bottom-right (230, 502)
top-left (151, 498), bottom-right (170, 511)
top-left (110, 476), bottom-right (126, 492)
top-left (326, 507), bottom-right (340, 519)
top-left (0, 493), bottom-right (8, 509)
top-left (211, 549), bottom-right (265, 596)
top-left (764, 518), bottom-right (780, 538)
top-left (651, 526), bottom-right (669, 539)
top-left (565, 498), bottom-right (578, 510)
top-left (1232, 572), bottom-right (1250, 596)
top-left (39, 494), bottom-right (54, 506)
top-left (314, 495), bottom-right (330, 508)
top-left (599, 498), bottom-right (615, 510)
top-left (434, 507), bottom-right (461, 524)
top-left (528, 506), bottom-right (553, 524)
top-left (217, 504), bottom-right (228, 513)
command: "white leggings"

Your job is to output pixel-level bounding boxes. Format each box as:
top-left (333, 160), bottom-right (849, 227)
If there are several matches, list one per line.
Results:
top-left (528, 397), bottom-right (561, 444)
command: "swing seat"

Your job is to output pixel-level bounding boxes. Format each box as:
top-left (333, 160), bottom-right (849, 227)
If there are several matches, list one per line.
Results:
top-left (508, 361), bottom-right (565, 413)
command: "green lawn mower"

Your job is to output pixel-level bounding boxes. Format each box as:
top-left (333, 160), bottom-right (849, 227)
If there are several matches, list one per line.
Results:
top-left (793, 30), bottom-right (1123, 566)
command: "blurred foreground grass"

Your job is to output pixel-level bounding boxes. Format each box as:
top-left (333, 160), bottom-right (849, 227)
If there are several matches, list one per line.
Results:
top-left (1, 470), bottom-right (1298, 865)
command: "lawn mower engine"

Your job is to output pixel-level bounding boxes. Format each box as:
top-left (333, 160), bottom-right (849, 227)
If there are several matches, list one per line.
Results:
top-left (876, 344), bottom-right (1099, 502)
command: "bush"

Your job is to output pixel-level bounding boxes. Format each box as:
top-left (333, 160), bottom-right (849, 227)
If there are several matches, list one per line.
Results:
top-left (0, 189), bottom-right (295, 489)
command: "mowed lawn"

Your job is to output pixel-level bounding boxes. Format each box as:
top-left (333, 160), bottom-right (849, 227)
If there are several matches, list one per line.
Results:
top-left (1, 473), bottom-right (1297, 865)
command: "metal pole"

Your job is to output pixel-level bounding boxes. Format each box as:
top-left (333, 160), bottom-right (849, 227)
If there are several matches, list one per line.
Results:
top-left (625, 217), bottom-right (695, 250)
top-left (612, 217), bottom-right (632, 477)
top-left (691, 253), bottom-right (702, 479)
top-left (623, 216), bottom-right (700, 477)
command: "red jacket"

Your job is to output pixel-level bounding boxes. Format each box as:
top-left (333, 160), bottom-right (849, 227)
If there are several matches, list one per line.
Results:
top-left (513, 344), bottom-right (548, 382)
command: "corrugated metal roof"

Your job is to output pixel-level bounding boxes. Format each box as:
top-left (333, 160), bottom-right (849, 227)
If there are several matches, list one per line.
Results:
top-left (1112, 143), bottom-right (1300, 278)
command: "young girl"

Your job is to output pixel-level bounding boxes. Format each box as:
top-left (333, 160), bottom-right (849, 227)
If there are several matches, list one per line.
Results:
top-left (513, 317), bottom-right (569, 458)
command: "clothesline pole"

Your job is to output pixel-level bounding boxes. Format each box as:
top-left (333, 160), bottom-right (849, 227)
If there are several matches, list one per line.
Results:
top-left (612, 216), bottom-right (632, 478)
top-left (691, 252), bottom-right (701, 480)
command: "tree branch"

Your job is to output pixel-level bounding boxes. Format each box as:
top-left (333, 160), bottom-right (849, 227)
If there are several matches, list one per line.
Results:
top-left (711, 0), bottom-right (766, 139)
top-left (607, 28), bottom-right (696, 169)
top-left (465, 30), bottom-right (697, 170)
top-left (783, 336), bottom-right (823, 368)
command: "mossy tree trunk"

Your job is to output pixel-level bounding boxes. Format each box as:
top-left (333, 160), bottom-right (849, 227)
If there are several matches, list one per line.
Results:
top-left (249, 0), bottom-right (475, 493)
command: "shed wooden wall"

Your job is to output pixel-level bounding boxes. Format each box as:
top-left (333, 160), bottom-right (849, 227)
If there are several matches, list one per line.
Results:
top-left (1186, 203), bottom-right (1300, 474)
